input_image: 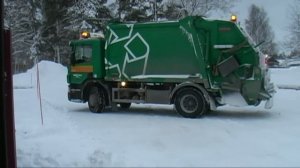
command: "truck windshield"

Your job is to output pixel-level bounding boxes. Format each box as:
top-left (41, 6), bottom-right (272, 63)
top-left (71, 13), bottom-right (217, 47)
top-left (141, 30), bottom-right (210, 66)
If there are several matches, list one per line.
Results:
top-left (74, 45), bottom-right (92, 63)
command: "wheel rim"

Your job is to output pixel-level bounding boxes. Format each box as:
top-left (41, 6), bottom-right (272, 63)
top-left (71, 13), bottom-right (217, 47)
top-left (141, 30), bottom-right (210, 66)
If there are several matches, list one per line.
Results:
top-left (180, 94), bottom-right (198, 113)
top-left (89, 88), bottom-right (105, 112)
top-left (89, 94), bottom-right (96, 105)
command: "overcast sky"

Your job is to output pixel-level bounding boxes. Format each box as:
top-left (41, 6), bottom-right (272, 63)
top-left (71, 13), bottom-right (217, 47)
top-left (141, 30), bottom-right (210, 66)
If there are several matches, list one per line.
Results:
top-left (211, 0), bottom-right (295, 52)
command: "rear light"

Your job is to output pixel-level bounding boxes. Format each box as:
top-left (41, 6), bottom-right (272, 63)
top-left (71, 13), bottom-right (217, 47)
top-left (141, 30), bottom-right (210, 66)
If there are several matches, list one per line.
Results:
top-left (259, 53), bottom-right (267, 68)
top-left (265, 55), bottom-right (269, 63)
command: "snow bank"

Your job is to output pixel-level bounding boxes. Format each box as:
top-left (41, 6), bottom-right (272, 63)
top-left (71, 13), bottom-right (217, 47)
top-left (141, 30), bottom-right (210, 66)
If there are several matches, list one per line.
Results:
top-left (14, 61), bottom-right (68, 104)
top-left (271, 66), bottom-right (300, 89)
top-left (14, 61), bottom-right (67, 87)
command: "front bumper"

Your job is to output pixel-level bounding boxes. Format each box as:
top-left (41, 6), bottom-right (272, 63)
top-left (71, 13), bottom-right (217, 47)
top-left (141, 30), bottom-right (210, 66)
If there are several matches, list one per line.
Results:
top-left (68, 84), bottom-right (84, 102)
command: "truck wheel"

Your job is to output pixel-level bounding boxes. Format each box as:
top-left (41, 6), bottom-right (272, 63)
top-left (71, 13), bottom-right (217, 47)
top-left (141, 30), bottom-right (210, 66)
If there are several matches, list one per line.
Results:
top-left (175, 88), bottom-right (207, 118)
top-left (119, 103), bottom-right (131, 109)
top-left (88, 87), bottom-right (105, 113)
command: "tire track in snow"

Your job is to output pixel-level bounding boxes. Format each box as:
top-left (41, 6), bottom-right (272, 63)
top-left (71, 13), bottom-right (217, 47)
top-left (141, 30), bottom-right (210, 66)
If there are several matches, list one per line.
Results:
top-left (41, 98), bottom-right (113, 166)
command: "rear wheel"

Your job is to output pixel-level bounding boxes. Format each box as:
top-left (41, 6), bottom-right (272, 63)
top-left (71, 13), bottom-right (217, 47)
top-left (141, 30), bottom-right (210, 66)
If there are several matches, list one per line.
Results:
top-left (88, 87), bottom-right (105, 113)
top-left (119, 103), bottom-right (131, 109)
top-left (175, 88), bottom-right (208, 118)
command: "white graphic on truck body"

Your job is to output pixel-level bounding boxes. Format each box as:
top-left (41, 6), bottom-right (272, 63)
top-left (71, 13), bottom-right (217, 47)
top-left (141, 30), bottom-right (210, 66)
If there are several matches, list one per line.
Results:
top-left (105, 24), bottom-right (150, 79)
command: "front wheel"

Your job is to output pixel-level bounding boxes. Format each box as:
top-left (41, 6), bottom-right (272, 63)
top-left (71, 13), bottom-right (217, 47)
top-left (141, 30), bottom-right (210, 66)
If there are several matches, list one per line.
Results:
top-left (88, 87), bottom-right (105, 113)
top-left (175, 88), bottom-right (208, 118)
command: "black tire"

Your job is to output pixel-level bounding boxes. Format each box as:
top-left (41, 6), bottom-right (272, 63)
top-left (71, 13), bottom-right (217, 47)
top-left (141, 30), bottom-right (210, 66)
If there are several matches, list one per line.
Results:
top-left (88, 87), bottom-right (105, 113)
top-left (174, 88), bottom-right (208, 118)
top-left (119, 103), bottom-right (131, 109)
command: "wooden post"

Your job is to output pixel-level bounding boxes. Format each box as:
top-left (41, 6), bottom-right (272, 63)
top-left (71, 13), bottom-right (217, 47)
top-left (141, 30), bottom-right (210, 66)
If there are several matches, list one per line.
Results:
top-left (0, 0), bottom-right (17, 166)
top-left (0, 0), bottom-right (5, 165)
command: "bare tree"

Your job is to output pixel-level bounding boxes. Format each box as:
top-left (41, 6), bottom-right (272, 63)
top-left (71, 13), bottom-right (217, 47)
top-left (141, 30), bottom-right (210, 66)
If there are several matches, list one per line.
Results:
top-left (245, 4), bottom-right (278, 56)
top-left (286, 0), bottom-right (300, 56)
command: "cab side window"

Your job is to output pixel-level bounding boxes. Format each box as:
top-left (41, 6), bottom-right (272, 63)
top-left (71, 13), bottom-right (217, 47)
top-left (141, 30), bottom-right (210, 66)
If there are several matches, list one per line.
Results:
top-left (75, 46), bottom-right (92, 63)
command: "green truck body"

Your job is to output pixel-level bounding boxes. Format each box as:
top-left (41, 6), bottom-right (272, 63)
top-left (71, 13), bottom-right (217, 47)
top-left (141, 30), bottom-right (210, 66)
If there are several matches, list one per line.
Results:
top-left (67, 16), bottom-right (275, 118)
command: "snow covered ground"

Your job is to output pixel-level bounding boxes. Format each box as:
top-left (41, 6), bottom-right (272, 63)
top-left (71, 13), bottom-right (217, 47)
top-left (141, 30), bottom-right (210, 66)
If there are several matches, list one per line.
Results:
top-left (14, 61), bottom-right (300, 167)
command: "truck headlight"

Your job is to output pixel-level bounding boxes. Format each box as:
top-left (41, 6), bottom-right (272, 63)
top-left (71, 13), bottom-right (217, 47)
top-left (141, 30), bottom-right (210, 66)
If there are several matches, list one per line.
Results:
top-left (121, 81), bottom-right (126, 87)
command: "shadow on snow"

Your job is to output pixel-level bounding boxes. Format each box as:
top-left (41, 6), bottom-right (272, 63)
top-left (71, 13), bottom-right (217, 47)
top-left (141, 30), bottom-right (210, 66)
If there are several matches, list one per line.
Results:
top-left (69, 104), bottom-right (274, 120)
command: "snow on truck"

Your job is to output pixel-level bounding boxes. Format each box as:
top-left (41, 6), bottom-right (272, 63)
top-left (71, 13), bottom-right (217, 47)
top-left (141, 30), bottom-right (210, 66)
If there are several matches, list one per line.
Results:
top-left (67, 16), bottom-right (275, 118)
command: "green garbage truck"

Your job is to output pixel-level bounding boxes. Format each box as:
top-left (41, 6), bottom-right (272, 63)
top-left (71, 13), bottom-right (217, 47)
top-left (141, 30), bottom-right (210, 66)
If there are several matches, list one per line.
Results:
top-left (67, 16), bottom-right (275, 118)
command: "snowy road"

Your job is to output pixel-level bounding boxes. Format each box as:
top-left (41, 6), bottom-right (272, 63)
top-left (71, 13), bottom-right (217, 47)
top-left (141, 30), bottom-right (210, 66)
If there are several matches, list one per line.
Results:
top-left (14, 62), bottom-right (300, 167)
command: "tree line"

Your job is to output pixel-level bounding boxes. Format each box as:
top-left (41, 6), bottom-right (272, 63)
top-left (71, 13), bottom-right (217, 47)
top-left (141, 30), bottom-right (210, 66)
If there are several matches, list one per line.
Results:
top-left (4, 0), bottom-right (300, 73)
top-left (4, 0), bottom-right (236, 73)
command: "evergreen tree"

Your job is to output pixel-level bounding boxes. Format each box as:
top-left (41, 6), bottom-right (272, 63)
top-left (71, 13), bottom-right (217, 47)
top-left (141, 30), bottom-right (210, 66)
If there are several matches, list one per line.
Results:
top-left (67, 0), bottom-right (112, 32)
top-left (115, 0), bottom-right (147, 22)
top-left (62, 0), bottom-right (113, 65)
top-left (4, 0), bottom-right (114, 68)
top-left (163, 1), bottom-right (183, 20)
top-left (148, 0), bottom-right (165, 21)
top-left (4, 0), bottom-right (42, 72)
top-left (38, 0), bottom-right (75, 64)
top-left (164, 0), bottom-right (236, 20)
top-left (113, 0), bottom-right (163, 22)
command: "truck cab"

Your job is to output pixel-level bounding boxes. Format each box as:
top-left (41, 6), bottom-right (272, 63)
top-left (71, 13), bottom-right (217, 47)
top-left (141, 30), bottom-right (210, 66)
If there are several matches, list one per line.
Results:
top-left (67, 37), bottom-right (106, 103)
